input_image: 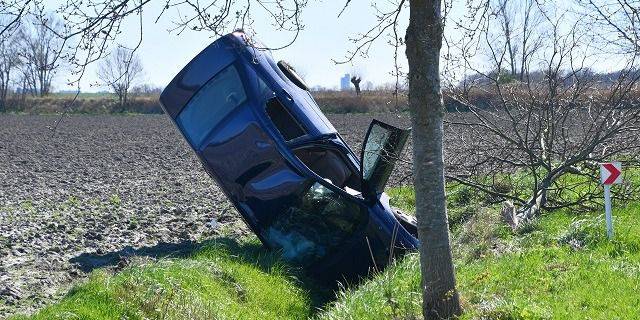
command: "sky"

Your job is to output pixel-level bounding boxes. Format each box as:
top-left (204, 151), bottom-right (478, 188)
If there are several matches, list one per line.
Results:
top-left (38, 1), bottom-right (635, 93)
top-left (57, 1), bottom-right (423, 93)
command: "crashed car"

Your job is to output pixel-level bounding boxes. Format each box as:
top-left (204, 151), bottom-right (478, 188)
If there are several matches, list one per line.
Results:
top-left (159, 30), bottom-right (418, 281)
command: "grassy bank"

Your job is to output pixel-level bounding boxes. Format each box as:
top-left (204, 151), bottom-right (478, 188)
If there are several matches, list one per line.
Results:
top-left (455, 203), bottom-right (640, 319)
top-left (323, 185), bottom-right (640, 319)
top-left (13, 184), bottom-right (640, 319)
top-left (11, 239), bottom-right (315, 320)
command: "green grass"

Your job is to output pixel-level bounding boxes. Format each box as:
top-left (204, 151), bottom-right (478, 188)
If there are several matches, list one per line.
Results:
top-left (50, 92), bottom-right (118, 99)
top-left (318, 254), bottom-right (422, 320)
top-left (387, 186), bottom-right (416, 213)
top-left (388, 183), bottom-right (483, 230)
top-left (11, 239), bottom-right (314, 320)
top-left (456, 203), bottom-right (640, 319)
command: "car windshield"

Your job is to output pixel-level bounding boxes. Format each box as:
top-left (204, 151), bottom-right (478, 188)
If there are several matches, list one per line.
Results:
top-left (262, 182), bottom-right (367, 266)
top-left (177, 64), bottom-right (247, 148)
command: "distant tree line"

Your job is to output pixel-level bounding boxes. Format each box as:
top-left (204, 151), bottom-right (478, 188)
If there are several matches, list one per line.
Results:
top-left (0, 14), bottom-right (149, 113)
top-left (0, 14), bottom-right (63, 111)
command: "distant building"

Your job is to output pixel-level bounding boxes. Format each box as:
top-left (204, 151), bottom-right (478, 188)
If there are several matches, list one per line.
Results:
top-left (340, 74), bottom-right (351, 91)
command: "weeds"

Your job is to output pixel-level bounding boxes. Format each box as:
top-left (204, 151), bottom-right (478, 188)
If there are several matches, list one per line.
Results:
top-left (557, 218), bottom-right (603, 249)
top-left (19, 200), bottom-right (34, 212)
top-left (1, 96), bottom-right (162, 114)
top-left (109, 194), bottom-right (122, 206)
top-left (66, 196), bottom-right (79, 208)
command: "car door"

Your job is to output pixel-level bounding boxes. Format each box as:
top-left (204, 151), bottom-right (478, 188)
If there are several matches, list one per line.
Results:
top-left (360, 119), bottom-right (411, 199)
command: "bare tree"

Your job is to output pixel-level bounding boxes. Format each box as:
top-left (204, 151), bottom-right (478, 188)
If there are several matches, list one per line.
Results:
top-left (517, 0), bottom-right (542, 81)
top-left (97, 47), bottom-right (144, 111)
top-left (131, 84), bottom-right (162, 97)
top-left (339, 0), bottom-right (464, 315)
top-left (17, 15), bottom-right (64, 96)
top-left (0, 0), bottom-right (463, 317)
top-left (496, 0), bottom-right (517, 77)
top-left (0, 32), bottom-right (20, 111)
top-left (350, 75), bottom-right (362, 95)
top-left (484, 0), bottom-right (543, 82)
top-left (444, 1), bottom-right (640, 228)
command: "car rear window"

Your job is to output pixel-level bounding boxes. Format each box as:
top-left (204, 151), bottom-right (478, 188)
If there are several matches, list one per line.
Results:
top-left (177, 64), bottom-right (247, 148)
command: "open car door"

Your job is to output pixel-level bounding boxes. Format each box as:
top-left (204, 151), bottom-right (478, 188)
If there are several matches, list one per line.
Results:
top-left (360, 120), bottom-right (410, 199)
top-left (360, 120), bottom-right (417, 236)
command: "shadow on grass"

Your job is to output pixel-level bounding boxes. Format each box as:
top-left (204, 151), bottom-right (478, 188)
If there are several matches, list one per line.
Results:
top-left (69, 241), bottom-right (200, 272)
top-left (68, 237), bottom-right (335, 313)
top-left (193, 237), bottom-right (336, 313)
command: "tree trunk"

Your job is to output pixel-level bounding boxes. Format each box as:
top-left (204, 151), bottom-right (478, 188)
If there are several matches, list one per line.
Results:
top-left (20, 78), bottom-right (27, 109)
top-left (123, 90), bottom-right (128, 110)
top-left (0, 70), bottom-right (7, 112)
top-left (406, 0), bottom-right (462, 318)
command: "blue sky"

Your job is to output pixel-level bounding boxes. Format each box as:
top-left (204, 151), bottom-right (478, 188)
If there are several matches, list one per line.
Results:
top-left (60, 1), bottom-right (421, 92)
top-left (48, 1), bottom-right (630, 93)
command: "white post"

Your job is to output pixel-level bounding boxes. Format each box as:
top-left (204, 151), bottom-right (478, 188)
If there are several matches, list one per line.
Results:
top-left (604, 184), bottom-right (613, 239)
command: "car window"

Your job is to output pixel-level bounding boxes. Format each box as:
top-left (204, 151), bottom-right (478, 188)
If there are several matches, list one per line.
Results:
top-left (294, 145), bottom-right (361, 192)
top-left (362, 124), bottom-right (391, 180)
top-left (265, 97), bottom-right (306, 141)
top-left (361, 120), bottom-right (410, 195)
top-left (263, 182), bottom-right (367, 266)
top-left (257, 77), bottom-right (274, 99)
top-left (177, 64), bottom-right (247, 148)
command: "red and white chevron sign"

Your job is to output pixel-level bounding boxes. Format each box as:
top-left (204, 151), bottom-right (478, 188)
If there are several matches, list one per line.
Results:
top-left (600, 162), bottom-right (622, 185)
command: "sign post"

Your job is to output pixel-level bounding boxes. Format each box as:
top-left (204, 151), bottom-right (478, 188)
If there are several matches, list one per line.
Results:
top-left (600, 162), bottom-right (622, 239)
top-left (603, 184), bottom-right (613, 238)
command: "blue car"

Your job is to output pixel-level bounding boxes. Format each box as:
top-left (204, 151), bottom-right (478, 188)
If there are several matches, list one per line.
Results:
top-left (160, 31), bottom-right (418, 281)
